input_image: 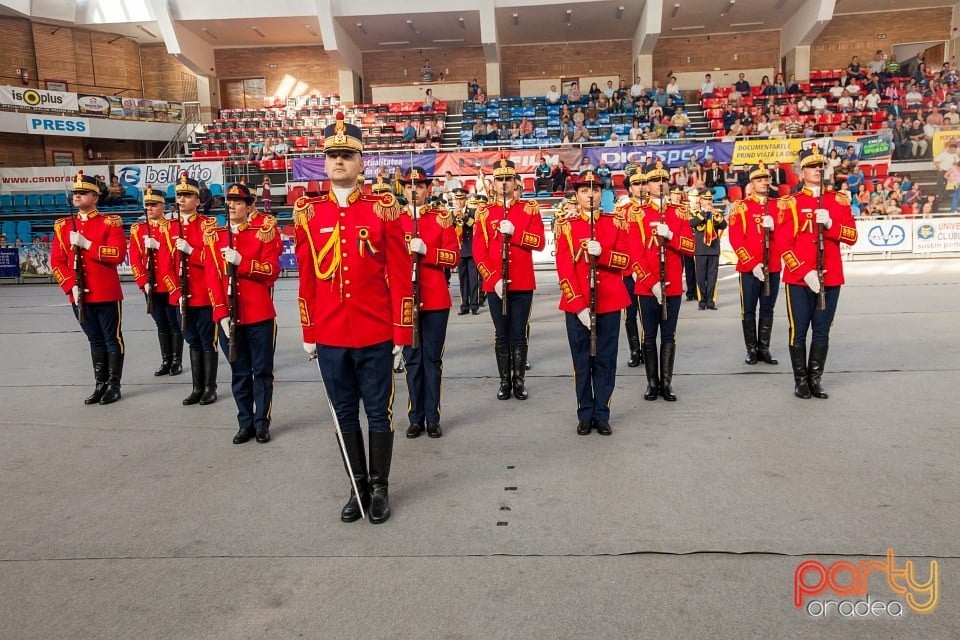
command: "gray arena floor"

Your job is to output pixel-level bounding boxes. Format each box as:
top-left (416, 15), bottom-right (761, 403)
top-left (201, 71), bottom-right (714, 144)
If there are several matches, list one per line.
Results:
top-left (1, 259), bottom-right (958, 639)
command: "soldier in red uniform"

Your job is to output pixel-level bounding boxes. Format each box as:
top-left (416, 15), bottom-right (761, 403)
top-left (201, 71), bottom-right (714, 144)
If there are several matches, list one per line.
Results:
top-left (628, 161), bottom-right (697, 402)
top-left (473, 159), bottom-right (545, 400)
top-left (728, 162), bottom-right (781, 365)
top-left (129, 185), bottom-right (184, 377)
top-left (778, 146), bottom-right (858, 399)
top-left (399, 167), bottom-right (460, 439)
top-left (295, 113), bottom-right (413, 524)
top-left (555, 171), bottom-right (632, 435)
top-left (616, 169), bottom-right (646, 368)
top-left (167, 173), bottom-right (220, 406)
top-left (204, 182), bottom-right (282, 444)
top-left (50, 171), bottom-right (127, 404)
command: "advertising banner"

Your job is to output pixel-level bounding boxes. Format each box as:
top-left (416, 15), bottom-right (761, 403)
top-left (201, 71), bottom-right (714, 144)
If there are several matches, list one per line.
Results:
top-left (932, 130), bottom-right (960, 157)
top-left (434, 148), bottom-right (583, 175)
top-left (0, 86), bottom-right (78, 111)
top-left (25, 114), bottom-right (89, 137)
top-left (0, 247), bottom-right (19, 278)
top-left (77, 94), bottom-right (111, 116)
top-left (16, 244), bottom-right (53, 278)
top-left (0, 165), bottom-right (110, 193)
top-left (845, 219), bottom-right (912, 254)
top-left (292, 152), bottom-right (439, 181)
top-left (913, 217), bottom-right (960, 253)
top-left (586, 142), bottom-right (733, 171)
top-left (113, 161), bottom-right (224, 191)
top-left (731, 138), bottom-right (804, 165)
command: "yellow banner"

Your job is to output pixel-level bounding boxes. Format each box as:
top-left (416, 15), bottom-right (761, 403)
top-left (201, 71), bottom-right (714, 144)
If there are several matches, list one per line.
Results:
top-left (731, 138), bottom-right (805, 166)
top-left (932, 129), bottom-right (960, 157)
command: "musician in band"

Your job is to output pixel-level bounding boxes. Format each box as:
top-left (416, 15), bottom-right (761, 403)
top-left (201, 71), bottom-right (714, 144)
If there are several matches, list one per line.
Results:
top-left (555, 171), bottom-right (631, 435)
top-left (690, 189), bottom-right (727, 310)
top-left (205, 183), bottom-right (282, 444)
top-left (473, 159), bottom-right (545, 401)
top-left (453, 188), bottom-right (481, 315)
top-left (129, 185), bottom-right (184, 377)
top-left (295, 113), bottom-right (412, 524)
top-left (777, 145), bottom-right (857, 399)
top-left (400, 167), bottom-right (459, 439)
top-left (727, 162), bottom-right (781, 366)
top-left (50, 171), bottom-right (127, 405)
top-left (628, 162), bottom-right (697, 402)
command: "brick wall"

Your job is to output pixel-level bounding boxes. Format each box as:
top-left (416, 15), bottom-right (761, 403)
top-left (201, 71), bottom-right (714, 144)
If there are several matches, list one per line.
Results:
top-left (362, 47), bottom-right (486, 99)
top-left (810, 8), bottom-right (952, 70)
top-left (140, 44), bottom-right (198, 102)
top-left (500, 41), bottom-right (633, 97)
top-left (214, 46), bottom-right (339, 101)
top-left (31, 23), bottom-right (143, 96)
top-left (0, 133), bottom-right (147, 168)
top-left (0, 17), bottom-right (39, 88)
top-left (653, 31), bottom-right (781, 84)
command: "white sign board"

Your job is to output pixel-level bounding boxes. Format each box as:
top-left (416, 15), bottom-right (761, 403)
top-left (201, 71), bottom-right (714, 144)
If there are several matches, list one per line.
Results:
top-left (912, 217), bottom-right (960, 253)
top-left (26, 114), bottom-right (90, 137)
top-left (0, 86), bottom-right (78, 111)
top-left (0, 165), bottom-right (110, 193)
top-left (113, 161), bottom-right (225, 191)
top-left (847, 219), bottom-right (913, 254)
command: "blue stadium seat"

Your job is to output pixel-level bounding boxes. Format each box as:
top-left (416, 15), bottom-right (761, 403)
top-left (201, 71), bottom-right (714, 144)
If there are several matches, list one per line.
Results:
top-left (39, 194), bottom-right (57, 213)
top-left (12, 194), bottom-right (27, 212)
top-left (123, 186), bottom-right (140, 205)
top-left (16, 221), bottom-right (31, 244)
top-left (54, 193), bottom-right (68, 210)
top-left (165, 184), bottom-right (176, 202)
top-left (1, 221), bottom-right (15, 240)
top-left (209, 183), bottom-right (224, 198)
top-left (0, 194), bottom-right (12, 213)
top-left (25, 194), bottom-right (42, 213)
top-left (712, 186), bottom-right (726, 203)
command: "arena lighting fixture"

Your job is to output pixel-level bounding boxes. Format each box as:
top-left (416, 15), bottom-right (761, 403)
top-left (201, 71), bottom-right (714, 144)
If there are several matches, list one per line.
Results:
top-left (433, 38), bottom-right (464, 43)
top-left (512, 12), bottom-right (519, 25)
top-left (616, 6), bottom-right (624, 19)
top-left (250, 26), bottom-right (266, 38)
top-left (671, 3), bottom-right (680, 17)
top-left (200, 27), bottom-right (218, 40)
top-left (565, 9), bottom-right (572, 23)
top-left (671, 25), bottom-right (705, 31)
top-left (379, 40), bottom-right (410, 45)
top-left (730, 21), bottom-right (763, 27)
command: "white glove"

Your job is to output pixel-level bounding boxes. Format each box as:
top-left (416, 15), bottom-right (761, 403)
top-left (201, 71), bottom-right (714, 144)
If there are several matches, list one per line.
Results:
top-left (175, 238), bottom-right (193, 255)
top-left (303, 342), bottom-right (317, 357)
top-left (576, 308), bottom-right (591, 327)
top-left (752, 264), bottom-right (765, 281)
top-left (69, 231), bottom-right (91, 250)
top-left (143, 237), bottom-right (161, 250)
top-left (392, 345), bottom-right (403, 357)
top-left (219, 317), bottom-right (231, 339)
top-left (651, 282), bottom-right (664, 300)
top-left (494, 279), bottom-right (504, 297)
top-left (654, 222), bottom-right (673, 241)
top-left (71, 285), bottom-right (80, 302)
top-left (803, 270), bottom-right (822, 294)
top-left (586, 240), bottom-right (602, 257)
top-left (409, 237), bottom-right (427, 255)
top-left (222, 247), bottom-right (242, 266)
top-left (499, 219), bottom-right (515, 236)
top-left (144, 283), bottom-right (153, 295)
top-left (815, 208), bottom-right (832, 229)
top-left (762, 215), bottom-right (775, 230)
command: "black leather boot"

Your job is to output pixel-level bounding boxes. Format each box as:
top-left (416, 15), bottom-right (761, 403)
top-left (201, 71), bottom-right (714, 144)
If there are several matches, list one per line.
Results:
top-left (512, 345), bottom-right (529, 400)
top-left (495, 345), bottom-right (512, 400)
top-left (789, 344), bottom-right (811, 399)
top-left (626, 321), bottom-right (642, 367)
top-left (808, 343), bottom-right (829, 399)
top-left (98, 352), bottom-right (123, 404)
top-left (660, 342), bottom-right (677, 401)
top-left (340, 432), bottom-right (369, 523)
top-left (198, 351), bottom-right (218, 405)
top-left (84, 352), bottom-right (108, 405)
top-left (169, 333), bottom-right (184, 375)
top-left (742, 319), bottom-right (758, 365)
top-left (642, 344), bottom-right (659, 400)
top-left (367, 431), bottom-right (394, 524)
top-left (757, 317), bottom-right (779, 365)
top-left (154, 332), bottom-right (172, 376)
top-left (182, 350), bottom-right (204, 405)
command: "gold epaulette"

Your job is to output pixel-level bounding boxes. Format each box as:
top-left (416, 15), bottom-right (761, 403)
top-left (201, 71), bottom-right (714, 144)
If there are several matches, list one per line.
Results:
top-left (522, 199), bottom-right (540, 216)
top-left (674, 204), bottom-right (691, 221)
top-left (432, 207), bottom-right (453, 229)
top-left (257, 214), bottom-right (278, 242)
top-left (834, 190), bottom-right (852, 206)
top-left (372, 192), bottom-right (400, 222)
top-left (202, 218), bottom-right (220, 242)
top-left (475, 204), bottom-right (489, 222)
top-left (293, 196), bottom-right (316, 227)
top-left (731, 200), bottom-right (748, 217)
top-left (130, 222), bottom-right (141, 235)
top-left (104, 214), bottom-right (123, 227)
top-left (777, 194), bottom-right (795, 211)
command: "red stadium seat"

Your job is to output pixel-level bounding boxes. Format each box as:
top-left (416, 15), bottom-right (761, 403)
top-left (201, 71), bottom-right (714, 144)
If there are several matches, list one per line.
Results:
top-left (727, 185), bottom-right (743, 201)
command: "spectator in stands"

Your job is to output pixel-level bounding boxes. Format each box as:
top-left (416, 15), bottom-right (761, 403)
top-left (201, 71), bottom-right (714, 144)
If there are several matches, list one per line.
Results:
top-left (651, 116), bottom-right (669, 139)
top-left (847, 55), bottom-right (865, 81)
top-left (797, 96), bottom-right (813, 115)
top-left (596, 91), bottom-right (609, 112)
top-left (629, 119), bottom-right (644, 142)
top-left (273, 138), bottom-right (288, 158)
top-left (546, 84), bottom-right (561, 105)
top-left (855, 183), bottom-right (871, 212)
top-left (469, 79), bottom-right (479, 100)
top-left (588, 82), bottom-right (601, 103)
top-left (403, 120), bottom-right (417, 143)
top-left (471, 119), bottom-right (486, 143)
top-left (885, 53), bottom-right (902, 77)
top-left (784, 114), bottom-right (803, 137)
top-left (0, 234), bottom-right (8, 248)
top-left (261, 137), bottom-right (276, 161)
top-left (551, 160), bottom-right (570, 192)
top-left (199, 180), bottom-right (213, 215)
top-left (665, 76), bottom-right (682, 101)
top-left (490, 120), bottom-right (504, 143)
top-left (616, 79), bottom-right (629, 103)
top-left (442, 170), bottom-right (462, 201)
top-left (585, 101), bottom-right (599, 124)
top-left (518, 116), bottom-right (533, 138)
top-left (734, 73), bottom-right (750, 93)
top-left (905, 182), bottom-right (922, 210)
top-left (886, 98), bottom-right (906, 120)
top-left (425, 118), bottom-right (442, 146)
top-left (907, 118), bottom-right (929, 157)
top-left (786, 74), bottom-right (802, 94)
top-left (772, 73), bottom-right (787, 95)
top-left (700, 73), bottom-right (715, 98)
top-left (869, 50), bottom-right (887, 77)
top-left (847, 165), bottom-right (864, 193)
top-left (934, 140), bottom-right (960, 198)
top-left (837, 91), bottom-right (854, 113)
top-left (610, 89), bottom-right (625, 113)
top-left (673, 165), bottom-right (691, 189)
top-left (726, 118), bottom-right (744, 139)
top-left (921, 193), bottom-right (937, 216)
top-left (812, 94), bottom-right (831, 115)
top-left (722, 105), bottom-right (738, 131)
top-left (572, 106), bottom-right (586, 126)
top-left (567, 81), bottom-right (582, 104)
top-left (420, 59), bottom-right (433, 83)
top-left (508, 120), bottom-right (521, 140)
top-left (905, 84), bottom-right (924, 108)
top-left (769, 116), bottom-right (786, 139)
top-left (422, 88), bottom-right (437, 111)
top-left (846, 77), bottom-right (861, 95)
top-left (559, 103), bottom-right (572, 125)
top-left (572, 122), bottom-right (590, 144)
top-left (603, 80), bottom-right (616, 100)
top-left (648, 99), bottom-right (664, 121)
top-left (534, 158), bottom-right (552, 192)
top-left (247, 140), bottom-right (263, 162)
top-left (630, 76), bottom-right (645, 102)
top-left (704, 160), bottom-right (724, 189)
top-left (259, 177), bottom-right (272, 213)
top-left (727, 85), bottom-right (742, 107)
top-left (96, 175), bottom-right (109, 206)
top-left (756, 75), bottom-right (771, 96)
top-left (865, 88), bottom-right (882, 111)
top-left (104, 175), bottom-right (124, 206)
top-left (826, 79), bottom-right (843, 101)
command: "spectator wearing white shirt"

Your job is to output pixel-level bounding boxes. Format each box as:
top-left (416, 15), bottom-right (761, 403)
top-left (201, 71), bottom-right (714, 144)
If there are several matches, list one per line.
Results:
top-left (630, 76), bottom-right (644, 100)
top-left (828, 80), bottom-right (845, 100)
top-left (846, 80), bottom-right (861, 95)
top-left (701, 73), bottom-right (715, 98)
top-left (546, 85), bottom-right (561, 105)
top-left (934, 140), bottom-right (960, 197)
top-left (665, 76), bottom-right (682, 100)
top-left (837, 91), bottom-right (854, 113)
top-left (811, 95), bottom-right (829, 115)
top-left (905, 88), bottom-right (923, 108)
top-left (865, 89), bottom-right (882, 110)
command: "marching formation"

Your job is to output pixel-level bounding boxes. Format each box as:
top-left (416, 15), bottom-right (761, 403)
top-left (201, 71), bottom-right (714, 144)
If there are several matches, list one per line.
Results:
top-left (52, 118), bottom-right (857, 524)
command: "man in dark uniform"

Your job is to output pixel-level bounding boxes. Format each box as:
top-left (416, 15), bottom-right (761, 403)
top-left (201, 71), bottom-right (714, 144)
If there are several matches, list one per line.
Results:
top-left (129, 185), bottom-right (184, 377)
top-left (473, 159), bottom-right (545, 400)
top-left (615, 169), bottom-right (645, 367)
top-left (728, 162), bottom-right (781, 365)
top-left (674, 186), bottom-right (698, 301)
top-left (169, 173), bottom-right (220, 406)
top-left (555, 171), bottom-right (631, 435)
top-left (690, 189), bottom-right (727, 310)
top-left (400, 168), bottom-right (460, 439)
top-left (295, 113), bottom-right (413, 524)
top-left (777, 145), bottom-right (858, 399)
top-left (206, 182), bottom-right (283, 444)
top-left (453, 188), bottom-right (480, 315)
top-left (50, 171), bottom-right (127, 405)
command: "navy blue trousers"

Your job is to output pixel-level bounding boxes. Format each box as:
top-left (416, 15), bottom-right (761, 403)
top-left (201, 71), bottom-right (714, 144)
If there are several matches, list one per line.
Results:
top-left (458, 257), bottom-right (480, 312)
top-left (622, 276), bottom-right (638, 326)
top-left (74, 301), bottom-right (124, 355)
top-left (316, 340), bottom-right (394, 434)
top-left (148, 293), bottom-right (182, 337)
top-left (638, 295), bottom-right (682, 346)
top-left (565, 310), bottom-right (621, 422)
top-left (218, 319), bottom-right (277, 431)
top-left (695, 254), bottom-right (719, 304)
top-left (488, 290), bottom-right (532, 348)
top-left (738, 271), bottom-right (780, 322)
top-left (182, 305), bottom-right (216, 352)
top-left (683, 255), bottom-right (697, 297)
top-left (785, 284), bottom-right (841, 347)
top-left (403, 308), bottom-right (449, 425)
